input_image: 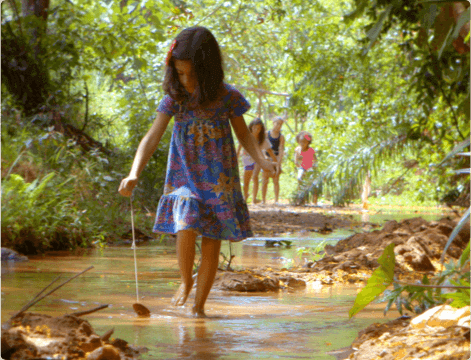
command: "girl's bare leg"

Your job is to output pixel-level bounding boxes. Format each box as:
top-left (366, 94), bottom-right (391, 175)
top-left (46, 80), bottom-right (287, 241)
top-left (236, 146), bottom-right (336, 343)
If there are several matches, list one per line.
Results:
top-left (193, 237), bottom-right (221, 317)
top-left (252, 164), bottom-right (261, 203)
top-left (243, 169), bottom-right (253, 201)
top-left (261, 172), bottom-right (269, 204)
top-left (172, 230), bottom-right (196, 306)
top-left (273, 173), bottom-right (280, 203)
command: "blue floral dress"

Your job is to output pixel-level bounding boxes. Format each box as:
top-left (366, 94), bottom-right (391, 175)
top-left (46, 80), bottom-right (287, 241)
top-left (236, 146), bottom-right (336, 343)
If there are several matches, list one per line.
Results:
top-left (153, 84), bottom-right (253, 241)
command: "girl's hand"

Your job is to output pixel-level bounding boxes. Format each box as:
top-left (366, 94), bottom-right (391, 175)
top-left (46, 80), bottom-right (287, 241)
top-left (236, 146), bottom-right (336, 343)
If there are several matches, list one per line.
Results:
top-left (261, 160), bottom-right (276, 175)
top-left (119, 176), bottom-right (138, 197)
top-left (275, 163), bottom-right (281, 175)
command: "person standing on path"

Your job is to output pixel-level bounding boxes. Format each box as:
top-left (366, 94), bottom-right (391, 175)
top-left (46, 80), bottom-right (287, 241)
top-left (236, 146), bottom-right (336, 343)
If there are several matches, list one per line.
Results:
top-left (259, 116), bottom-right (285, 205)
top-left (294, 131), bottom-right (318, 205)
top-left (237, 118), bottom-right (278, 202)
top-left (118, 26), bottom-right (276, 317)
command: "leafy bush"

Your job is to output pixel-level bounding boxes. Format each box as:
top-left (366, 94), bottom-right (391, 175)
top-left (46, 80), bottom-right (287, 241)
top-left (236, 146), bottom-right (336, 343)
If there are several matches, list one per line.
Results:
top-left (349, 142), bottom-right (470, 318)
top-left (1, 172), bottom-right (88, 253)
top-left (296, 241), bottom-right (326, 264)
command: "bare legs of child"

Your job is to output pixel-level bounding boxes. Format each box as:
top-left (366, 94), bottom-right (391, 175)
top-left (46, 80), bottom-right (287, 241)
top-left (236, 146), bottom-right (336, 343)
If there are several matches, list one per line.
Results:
top-left (242, 169), bottom-right (253, 201)
top-left (252, 165), bottom-right (261, 204)
top-left (261, 171), bottom-right (281, 204)
top-left (172, 230), bottom-right (221, 318)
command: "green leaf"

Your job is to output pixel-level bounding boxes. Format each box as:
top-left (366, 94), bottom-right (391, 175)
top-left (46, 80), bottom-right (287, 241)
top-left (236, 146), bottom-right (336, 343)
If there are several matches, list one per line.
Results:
top-left (438, 25), bottom-right (454, 60)
top-left (459, 242), bottom-right (470, 268)
top-left (439, 138), bottom-right (470, 166)
top-left (349, 243), bottom-right (395, 318)
top-left (363, 4), bottom-right (393, 56)
top-left (442, 291), bottom-right (470, 308)
top-left (451, 8), bottom-right (470, 42)
top-left (422, 3), bottom-right (438, 32)
top-left (441, 208), bottom-right (471, 264)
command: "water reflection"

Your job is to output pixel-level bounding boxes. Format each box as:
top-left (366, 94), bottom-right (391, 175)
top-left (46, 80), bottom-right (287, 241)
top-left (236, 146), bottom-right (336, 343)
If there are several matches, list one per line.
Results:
top-left (2, 228), bottom-right (413, 360)
top-left (174, 321), bottom-right (222, 359)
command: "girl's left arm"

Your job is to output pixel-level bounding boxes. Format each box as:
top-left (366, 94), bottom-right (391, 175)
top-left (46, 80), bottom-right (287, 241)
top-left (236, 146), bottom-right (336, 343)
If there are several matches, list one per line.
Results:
top-left (267, 148), bottom-right (277, 163)
top-left (230, 115), bottom-right (275, 174)
top-left (278, 134), bottom-right (285, 165)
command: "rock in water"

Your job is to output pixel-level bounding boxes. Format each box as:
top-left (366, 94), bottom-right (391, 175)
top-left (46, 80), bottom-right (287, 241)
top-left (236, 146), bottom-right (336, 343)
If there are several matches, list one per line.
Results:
top-left (1, 248), bottom-right (28, 262)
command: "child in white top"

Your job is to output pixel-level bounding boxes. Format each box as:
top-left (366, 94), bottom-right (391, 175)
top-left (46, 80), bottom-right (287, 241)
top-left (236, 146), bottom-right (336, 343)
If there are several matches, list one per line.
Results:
top-left (237, 118), bottom-right (277, 202)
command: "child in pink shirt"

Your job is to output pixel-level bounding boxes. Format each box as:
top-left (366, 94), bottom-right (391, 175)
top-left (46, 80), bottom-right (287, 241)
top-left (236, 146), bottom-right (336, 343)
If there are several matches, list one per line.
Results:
top-left (294, 131), bottom-right (318, 205)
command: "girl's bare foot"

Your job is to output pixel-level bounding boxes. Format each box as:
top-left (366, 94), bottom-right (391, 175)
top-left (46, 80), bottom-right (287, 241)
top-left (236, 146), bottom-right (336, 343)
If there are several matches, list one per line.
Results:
top-left (192, 306), bottom-right (206, 318)
top-left (172, 280), bottom-right (193, 306)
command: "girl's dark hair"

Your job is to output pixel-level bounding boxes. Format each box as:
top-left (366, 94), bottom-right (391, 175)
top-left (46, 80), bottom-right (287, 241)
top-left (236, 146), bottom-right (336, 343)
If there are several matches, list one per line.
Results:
top-left (296, 131), bottom-right (312, 144)
top-left (248, 118), bottom-right (266, 145)
top-left (163, 26), bottom-right (224, 106)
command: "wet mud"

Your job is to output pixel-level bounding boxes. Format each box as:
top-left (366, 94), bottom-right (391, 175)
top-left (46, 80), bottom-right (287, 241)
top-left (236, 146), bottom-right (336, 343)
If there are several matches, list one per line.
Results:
top-left (248, 204), bottom-right (353, 234)
top-left (1, 312), bottom-right (148, 360)
top-left (214, 216), bottom-right (469, 290)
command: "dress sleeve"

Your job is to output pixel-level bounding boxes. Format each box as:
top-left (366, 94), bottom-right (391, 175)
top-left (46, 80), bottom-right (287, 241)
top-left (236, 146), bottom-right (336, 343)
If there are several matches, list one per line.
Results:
top-left (227, 85), bottom-right (251, 117)
top-left (156, 95), bottom-right (179, 116)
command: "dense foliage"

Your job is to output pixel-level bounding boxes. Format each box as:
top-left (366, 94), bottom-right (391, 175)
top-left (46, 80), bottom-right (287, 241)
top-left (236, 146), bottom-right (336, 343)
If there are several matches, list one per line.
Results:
top-left (1, 0), bottom-right (469, 252)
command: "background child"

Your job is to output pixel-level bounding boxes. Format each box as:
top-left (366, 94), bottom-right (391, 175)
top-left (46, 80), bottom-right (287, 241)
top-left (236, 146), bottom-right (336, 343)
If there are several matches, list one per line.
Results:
top-left (237, 118), bottom-right (277, 202)
top-left (118, 26), bottom-right (275, 317)
top-left (294, 131), bottom-right (318, 205)
top-left (260, 116), bottom-right (285, 205)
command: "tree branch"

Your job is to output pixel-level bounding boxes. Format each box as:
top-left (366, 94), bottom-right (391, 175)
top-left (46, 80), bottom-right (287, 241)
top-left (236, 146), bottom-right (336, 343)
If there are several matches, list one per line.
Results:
top-left (395, 281), bottom-right (470, 289)
top-left (11, 266), bottom-right (94, 319)
top-left (71, 304), bottom-right (109, 317)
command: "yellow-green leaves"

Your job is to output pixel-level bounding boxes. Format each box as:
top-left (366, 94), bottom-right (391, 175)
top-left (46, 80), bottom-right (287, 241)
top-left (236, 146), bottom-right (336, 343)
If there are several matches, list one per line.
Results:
top-left (349, 243), bottom-right (395, 318)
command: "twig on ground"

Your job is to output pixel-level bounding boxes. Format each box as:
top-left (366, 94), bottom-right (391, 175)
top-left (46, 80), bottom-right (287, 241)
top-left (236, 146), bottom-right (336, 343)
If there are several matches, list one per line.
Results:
top-left (100, 328), bottom-right (115, 341)
top-left (11, 266), bottom-right (94, 319)
top-left (71, 304), bottom-right (109, 317)
top-left (18, 274), bottom-right (62, 314)
top-left (395, 281), bottom-right (470, 289)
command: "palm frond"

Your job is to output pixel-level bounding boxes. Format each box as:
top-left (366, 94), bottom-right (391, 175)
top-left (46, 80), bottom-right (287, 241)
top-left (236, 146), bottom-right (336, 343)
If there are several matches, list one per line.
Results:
top-left (298, 134), bottom-right (409, 206)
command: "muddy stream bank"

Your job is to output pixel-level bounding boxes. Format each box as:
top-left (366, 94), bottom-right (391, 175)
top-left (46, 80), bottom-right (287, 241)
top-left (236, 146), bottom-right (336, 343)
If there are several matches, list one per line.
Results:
top-left (2, 205), bottom-right (467, 359)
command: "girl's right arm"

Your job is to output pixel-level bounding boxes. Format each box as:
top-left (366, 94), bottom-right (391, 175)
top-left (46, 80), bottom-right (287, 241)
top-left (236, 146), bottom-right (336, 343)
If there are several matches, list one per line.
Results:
top-left (118, 112), bottom-right (172, 197)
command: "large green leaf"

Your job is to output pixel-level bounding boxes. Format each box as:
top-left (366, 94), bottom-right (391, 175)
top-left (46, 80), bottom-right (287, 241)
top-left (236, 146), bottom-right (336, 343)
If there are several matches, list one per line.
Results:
top-left (439, 138), bottom-right (470, 166)
top-left (349, 243), bottom-right (395, 318)
top-left (440, 208), bottom-right (471, 264)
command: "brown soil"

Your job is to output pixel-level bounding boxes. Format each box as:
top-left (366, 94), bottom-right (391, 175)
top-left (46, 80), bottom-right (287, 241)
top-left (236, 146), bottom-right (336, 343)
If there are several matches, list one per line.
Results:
top-left (248, 204), bottom-right (353, 234)
top-left (217, 215), bottom-right (469, 289)
top-left (301, 216), bottom-right (469, 280)
top-left (346, 316), bottom-right (470, 360)
top-left (213, 268), bottom-right (306, 292)
top-left (1, 312), bottom-right (148, 360)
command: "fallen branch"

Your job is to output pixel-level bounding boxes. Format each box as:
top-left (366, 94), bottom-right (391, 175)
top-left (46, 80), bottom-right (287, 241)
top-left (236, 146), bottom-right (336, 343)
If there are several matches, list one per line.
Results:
top-left (11, 266), bottom-right (94, 319)
top-left (100, 328), bottom-right (115, 342)
top-left (71, 304), bottom-right (109, 317)
top-left (395, 281), bottom-right (470, 289)
top-left (18, 274), bottom-right (62, 314)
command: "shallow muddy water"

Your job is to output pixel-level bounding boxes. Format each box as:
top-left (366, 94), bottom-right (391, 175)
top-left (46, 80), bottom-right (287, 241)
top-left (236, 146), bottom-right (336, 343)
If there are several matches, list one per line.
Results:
top-left (2, 234), bottom-right (403, 360)
top-left (2, 208), bottom-right (452, 359)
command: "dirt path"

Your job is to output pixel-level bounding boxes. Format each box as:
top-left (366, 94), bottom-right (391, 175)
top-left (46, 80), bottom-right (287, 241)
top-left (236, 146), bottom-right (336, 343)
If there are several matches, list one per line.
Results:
top-left (248, 203), bottom-right (355, 234)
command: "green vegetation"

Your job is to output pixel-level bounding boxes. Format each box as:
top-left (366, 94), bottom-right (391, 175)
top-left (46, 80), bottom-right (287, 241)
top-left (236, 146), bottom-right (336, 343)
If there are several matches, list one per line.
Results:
top-left (350, 141), bottom-right (470, 317)
top-left (1, 0), bottom-right (469, 253)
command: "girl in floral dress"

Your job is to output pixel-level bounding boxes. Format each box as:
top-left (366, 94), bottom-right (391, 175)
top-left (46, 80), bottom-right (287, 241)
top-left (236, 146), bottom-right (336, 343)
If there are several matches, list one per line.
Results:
top-left (119, 26), bottom-right (275, 317)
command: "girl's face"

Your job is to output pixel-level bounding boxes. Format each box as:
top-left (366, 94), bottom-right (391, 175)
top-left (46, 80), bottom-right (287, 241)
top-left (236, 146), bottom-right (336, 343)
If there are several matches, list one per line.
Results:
top-left (272, 120), bottom-right (283, 132)
top-left (299, 138), bottom-right (309, 150)
top-left (174, 59), bottom-right (197, 94)
top-left (252, 123), bottom-right (263, 136)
